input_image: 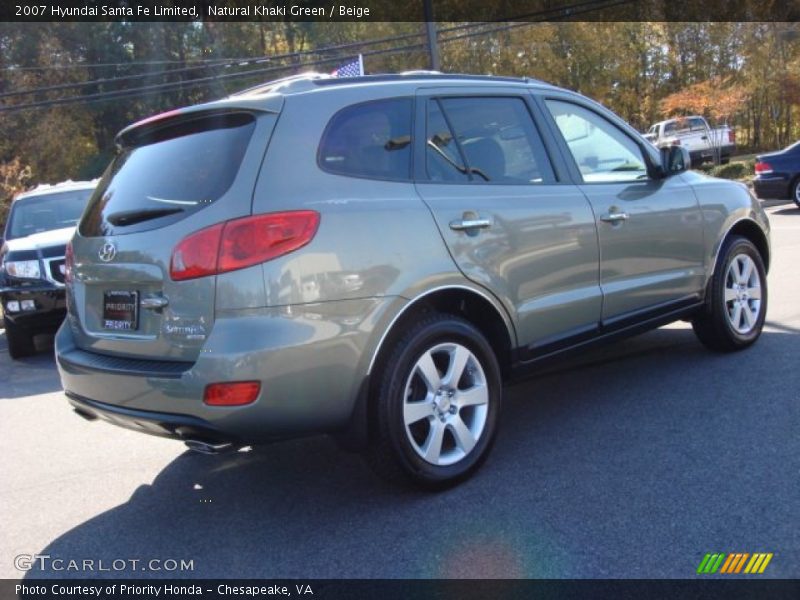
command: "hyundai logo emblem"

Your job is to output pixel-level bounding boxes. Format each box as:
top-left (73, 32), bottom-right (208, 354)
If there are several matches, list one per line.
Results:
top-left (98, 242), bottom-right (117, 262)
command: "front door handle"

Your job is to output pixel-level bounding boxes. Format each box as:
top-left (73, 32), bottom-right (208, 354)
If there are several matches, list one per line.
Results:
top-left (600, 211), bottom-right (629, 223)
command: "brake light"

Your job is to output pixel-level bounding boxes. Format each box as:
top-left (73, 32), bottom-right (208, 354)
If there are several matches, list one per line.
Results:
top-left (170, 223), bottom-right (224, 281)
top-left (754, 161), bottom-right (773, 175)
top-left (728, 130), bottom-right (735, 143)
top-left (219, 211), bottom-right (320, 273)
top-left (671, 139), bottom-right (681, 146)
top-left (65, 241), bottom-right (74, 284)
top-left (170, 211), bottom-right (319, 281)
top-left (204, 381), bottom-right (261, 406)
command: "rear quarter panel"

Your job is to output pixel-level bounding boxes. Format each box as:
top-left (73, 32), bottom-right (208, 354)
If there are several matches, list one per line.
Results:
top-left (246, 86), bottom-right (464, 310)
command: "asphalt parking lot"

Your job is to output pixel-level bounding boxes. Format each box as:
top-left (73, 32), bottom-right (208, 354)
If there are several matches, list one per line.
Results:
top-left (1, 201), bottom-right (798, 579)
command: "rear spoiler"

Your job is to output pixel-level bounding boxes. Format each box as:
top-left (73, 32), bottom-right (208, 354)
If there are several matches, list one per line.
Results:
top-left (115, 99), bottom-right (282, 148)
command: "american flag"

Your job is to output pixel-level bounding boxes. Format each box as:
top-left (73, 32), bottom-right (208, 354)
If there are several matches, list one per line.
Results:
top-left (331, 55), bottom-right (364, 78)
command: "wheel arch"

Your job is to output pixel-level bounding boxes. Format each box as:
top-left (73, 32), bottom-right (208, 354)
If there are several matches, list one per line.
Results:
top-left (725, 219), bottom-right (770, 273)
top-left (336, 285), bottom-right (516, 451)
top-left (711, 218), bottom-right (771, 278)
top-left (367, 286), bottom-right (516, 381)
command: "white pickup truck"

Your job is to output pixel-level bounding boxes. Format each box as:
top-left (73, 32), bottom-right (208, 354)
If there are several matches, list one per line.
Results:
top-left (644, 116), bottom-right (736, 165)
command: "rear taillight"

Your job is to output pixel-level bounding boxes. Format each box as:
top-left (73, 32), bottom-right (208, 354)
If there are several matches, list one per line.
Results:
top-left (728, 130), bottom-right (735, 143)
top-left (204, 381), bottom-right (261, 406)
top-left (170, 211), bottom-right (319, 281)
top-left (170, 223), bottom-right (224, 281)
top-left (65, 241), bottom-right (74, 284)
top-left (754, 161), bottom-right (773, 175)
top-left (671, 139), bottom-right (681, 146)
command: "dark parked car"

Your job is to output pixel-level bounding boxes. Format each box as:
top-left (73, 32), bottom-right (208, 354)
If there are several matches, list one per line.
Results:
top-left (753, 141), bottom-right (800, 208)
top-left (56, 73), bottom-right (770, 488)
top-left (1, 180), bottom-right (96, 358)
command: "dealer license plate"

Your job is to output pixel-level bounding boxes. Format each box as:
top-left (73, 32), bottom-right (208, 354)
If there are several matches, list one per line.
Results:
top-left (102, 290), bottom-right (139, 331)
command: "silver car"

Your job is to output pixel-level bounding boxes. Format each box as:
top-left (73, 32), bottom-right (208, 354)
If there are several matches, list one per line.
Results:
top-left (56, 73), bottom-right (770, 488)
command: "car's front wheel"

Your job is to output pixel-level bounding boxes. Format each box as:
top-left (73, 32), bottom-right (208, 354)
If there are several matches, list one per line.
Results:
top-left (367, 314), bottom-right (502, 489)
top-left (692, 236), bottom-right (767, 352)
top-left (792, 177), bottom-right (800, 209)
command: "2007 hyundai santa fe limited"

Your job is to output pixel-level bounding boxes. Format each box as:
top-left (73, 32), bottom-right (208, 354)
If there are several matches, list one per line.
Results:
top-left (56, 73), bottom-right (770, 488)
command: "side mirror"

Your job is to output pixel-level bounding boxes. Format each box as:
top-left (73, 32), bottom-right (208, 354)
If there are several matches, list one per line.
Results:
top-left (660, 145), bottom-right (691, 175)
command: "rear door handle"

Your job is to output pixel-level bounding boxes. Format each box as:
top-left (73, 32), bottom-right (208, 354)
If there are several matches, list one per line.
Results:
top-left (449, 218), bottom-right (492, 231)
top-left (600, 211), bottom-right (629, 223)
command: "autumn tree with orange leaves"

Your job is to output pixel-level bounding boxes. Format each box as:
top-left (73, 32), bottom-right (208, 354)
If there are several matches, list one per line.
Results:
top-left (659, 78), bottom-right (750, 124)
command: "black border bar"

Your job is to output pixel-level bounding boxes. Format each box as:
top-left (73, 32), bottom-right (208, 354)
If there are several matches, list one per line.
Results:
top-left (3, 0), bottom-right (800, 22)
top-left (3, 579), bottom-right (800, 600)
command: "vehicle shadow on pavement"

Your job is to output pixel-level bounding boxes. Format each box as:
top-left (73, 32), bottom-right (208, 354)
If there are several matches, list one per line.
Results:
top-left (772, 207), bottom-right (799, 216)
top-left (23, 326), bottom-right (800, 579)
top-left (0, 332), bottom-right (62, 399)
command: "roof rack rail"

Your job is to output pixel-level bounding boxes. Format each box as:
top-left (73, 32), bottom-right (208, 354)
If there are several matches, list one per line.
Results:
top-left (227, 72), bottom-right (553, 98)
top-left (312, 72), bottom-right (551, 87)
top-left (399, 69), bottom-right (443, 76)
top-left (230, 72), bottom-right (331, 97)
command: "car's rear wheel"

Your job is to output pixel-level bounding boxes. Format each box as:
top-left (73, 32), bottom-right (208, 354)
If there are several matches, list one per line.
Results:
top-left (692, 236), bottom-right (767, 352)
top-left (5, 319), bottom-right (36, 359)
top-left (792, 177), bottom-right (800, 209)
top-left (367, 313), bottom-right (501, 489)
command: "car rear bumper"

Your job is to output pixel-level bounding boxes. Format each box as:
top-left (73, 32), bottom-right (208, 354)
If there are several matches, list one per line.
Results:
top-left (67, 392), bottom-right (236, 444)
top-left (55, 297), bottom-right (393, 443)
top-left (753, 176), bottom-right (791, 200)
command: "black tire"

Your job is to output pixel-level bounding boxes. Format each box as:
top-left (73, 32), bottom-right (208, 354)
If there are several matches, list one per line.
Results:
top-left (366, 313), bottom-right (502, 489)
top-left (5, 319), bottom-right (36, 359)
top-left (792, 177), bottom-right (800, 209)
top-left (692, 236), bottom-right (767, 352)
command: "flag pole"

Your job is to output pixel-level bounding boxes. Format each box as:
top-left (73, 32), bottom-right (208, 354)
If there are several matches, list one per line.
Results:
top-left (358, 54), bottom-right (365, 76)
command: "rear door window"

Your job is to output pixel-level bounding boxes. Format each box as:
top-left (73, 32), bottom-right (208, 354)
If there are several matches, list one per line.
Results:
top-left (318, 98), bottom-right (413, 181)
top-left (426, 100), bottom-right (470, 182)
top-left (80, 112), bottom-right (256, 237)
top-left (431, 96), bottom-right (555, 184)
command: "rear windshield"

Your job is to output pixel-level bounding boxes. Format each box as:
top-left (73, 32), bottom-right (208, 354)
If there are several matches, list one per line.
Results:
top-left (80, 112), bottom-right (255, 237)
top-left (5, 189), bottom-right (93, 240)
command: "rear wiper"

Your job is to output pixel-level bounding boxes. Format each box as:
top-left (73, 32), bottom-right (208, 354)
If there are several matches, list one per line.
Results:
top-left (107, 207), bottom-right (183, 226)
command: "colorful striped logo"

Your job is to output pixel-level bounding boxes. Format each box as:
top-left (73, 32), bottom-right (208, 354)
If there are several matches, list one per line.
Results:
top-left (697, 553), bottom-right (773, 574)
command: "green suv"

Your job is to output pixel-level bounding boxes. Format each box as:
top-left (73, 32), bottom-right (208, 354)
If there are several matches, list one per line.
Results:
top-left (56, 73), bottom-right (770, 488)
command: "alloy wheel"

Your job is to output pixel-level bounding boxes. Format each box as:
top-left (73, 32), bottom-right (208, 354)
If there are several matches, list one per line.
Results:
top-left (724, 253), bottom-right (763, 334)
top-left (402, 342), bottom-right (489, 466)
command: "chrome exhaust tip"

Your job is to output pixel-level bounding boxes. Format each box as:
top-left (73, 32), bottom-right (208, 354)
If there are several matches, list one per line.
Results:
top-left (184, 439), bottom-right (234, 455)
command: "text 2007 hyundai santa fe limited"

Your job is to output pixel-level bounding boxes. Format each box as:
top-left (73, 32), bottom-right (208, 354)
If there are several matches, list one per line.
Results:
top-left (56, 73), bottom-right (770, 488)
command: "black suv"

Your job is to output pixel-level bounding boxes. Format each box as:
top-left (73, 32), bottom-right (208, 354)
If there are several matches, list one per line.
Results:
top-left (1, 179), bottom-right (95, 358)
